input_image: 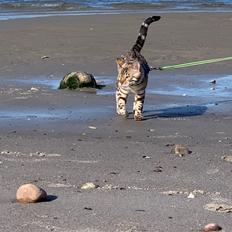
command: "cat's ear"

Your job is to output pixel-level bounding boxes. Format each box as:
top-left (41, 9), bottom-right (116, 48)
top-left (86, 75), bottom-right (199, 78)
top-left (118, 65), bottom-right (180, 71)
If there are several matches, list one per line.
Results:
top-left (116, 57), bottom-right (125, 67)
top-left (132, 61), bottom-right (140, 72)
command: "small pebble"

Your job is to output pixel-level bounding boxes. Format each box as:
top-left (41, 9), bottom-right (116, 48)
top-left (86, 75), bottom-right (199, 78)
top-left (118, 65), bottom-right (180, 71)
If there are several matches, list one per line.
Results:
top-left (84, 207), bottom-right (93, 210)
top-left (210, 80), bottom-right (217, 84)
top-left (41, 56), bottom-right (50, 59)
top-left (88, 126), bottom-right (97, 130)
top-left (30, 87), bottom-right (39, 92)
top-left (81, 182), bottom-right (97, 190)
top-left (187, 192), bottom-right (195, 199)
top-left (171, 144), bottom-right (191, 157)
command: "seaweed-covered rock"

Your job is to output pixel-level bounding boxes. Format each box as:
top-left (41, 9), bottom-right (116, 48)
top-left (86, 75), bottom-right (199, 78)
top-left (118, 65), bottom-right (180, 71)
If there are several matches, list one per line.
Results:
top-left (59, 71), bottom-right (98, 89)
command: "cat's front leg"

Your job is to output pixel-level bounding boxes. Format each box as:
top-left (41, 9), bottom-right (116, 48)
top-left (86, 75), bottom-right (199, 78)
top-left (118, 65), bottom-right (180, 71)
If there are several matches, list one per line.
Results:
top-left (133, 92), bottom-right (145, 121)
top-left (116, 89), bottom-right (129, 117)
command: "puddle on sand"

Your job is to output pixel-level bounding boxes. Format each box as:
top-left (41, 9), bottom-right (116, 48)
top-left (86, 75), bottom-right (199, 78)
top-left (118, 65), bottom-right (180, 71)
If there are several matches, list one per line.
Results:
top-left (4, 74), bottom-right (232, 99)
top-left (4, 75), bottom-right (115, 91)
top-left (151, 75), bottom-right (232, 98)
top-left (97, 74), bottom-right (232, 100)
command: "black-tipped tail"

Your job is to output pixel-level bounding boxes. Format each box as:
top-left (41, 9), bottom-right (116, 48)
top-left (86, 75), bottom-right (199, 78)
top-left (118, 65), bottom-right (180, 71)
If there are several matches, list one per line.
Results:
top-left (132, 16), bottom-right (161, 53)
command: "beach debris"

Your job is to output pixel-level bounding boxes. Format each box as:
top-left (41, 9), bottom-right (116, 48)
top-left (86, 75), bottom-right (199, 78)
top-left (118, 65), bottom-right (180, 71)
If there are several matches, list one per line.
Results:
top-left (202, 223), bottom-right (222, 232)
top-left (204, 202), bottom-right (232, 213)
top-left (47, 183), bottom-right (73, 188)
top-left (162, 190), bottom-right (181, 196)
top-left (81, 182), bottom-right (98, 190)
top-left (221, 155), bottom-right (232, 163)
top-left (84, 207), bottom-right (93, 210)
top-left (88, 125), bottom-right (97, 130)
top-left (153, 166), bottom-right (163, 173)
top-left (41, 55), bottom-right (50, 60)
top-left (171, 144), bottom-right (192, 157)
top-left (210, 80), bottom-right (217, 84)
top-left (16, 183), bottom-right (47, 203)
top-left (59, 71), bottom-right (98, 90)
top-left (187, 192), bottom-right (195, 199)
top-left (162, 189), bottom-right (205, 197)
top-left (142, 155), bottom-right (151, 159)
top-left (30, 87), bottom-right (39, 92)
top-left (187, 190), bottom-right (205, 199)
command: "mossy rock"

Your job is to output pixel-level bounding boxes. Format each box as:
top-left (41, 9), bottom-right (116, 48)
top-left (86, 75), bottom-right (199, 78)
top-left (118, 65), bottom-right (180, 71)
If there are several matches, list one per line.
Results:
top-left (59, 71), bottom-right (99, 90)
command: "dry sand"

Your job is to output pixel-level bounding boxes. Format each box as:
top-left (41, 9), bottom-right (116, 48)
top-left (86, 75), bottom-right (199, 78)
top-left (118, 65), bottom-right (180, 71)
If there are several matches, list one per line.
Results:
top-left (0, 13), bottom-right (232, 232)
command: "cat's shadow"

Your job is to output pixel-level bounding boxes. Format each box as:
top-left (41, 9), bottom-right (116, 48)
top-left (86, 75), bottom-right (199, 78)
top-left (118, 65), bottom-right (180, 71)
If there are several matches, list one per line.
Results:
top-left (142, 104), bottom-right (208, 120)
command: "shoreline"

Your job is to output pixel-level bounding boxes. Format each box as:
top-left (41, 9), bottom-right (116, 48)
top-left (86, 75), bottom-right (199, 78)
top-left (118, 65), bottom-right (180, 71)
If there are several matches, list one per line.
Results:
top-left (1, 9), bottom-right (232, 21)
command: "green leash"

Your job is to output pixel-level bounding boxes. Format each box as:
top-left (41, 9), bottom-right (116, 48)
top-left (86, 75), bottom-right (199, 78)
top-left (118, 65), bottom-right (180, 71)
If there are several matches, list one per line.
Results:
top-left (151, 56), bottom-right (232, 71)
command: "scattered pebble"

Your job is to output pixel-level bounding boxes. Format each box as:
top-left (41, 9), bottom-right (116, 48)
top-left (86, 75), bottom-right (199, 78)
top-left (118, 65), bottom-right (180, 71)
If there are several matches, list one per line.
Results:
top-left (162, 190), bottom-right (181, 196)
top-left (88, 126), bottom-right (97, 130)
top-left (210, 80), bottom-right (217, 84)
top-left (41, 56), bottom-right (50, 59)
top-left (221, 155), bottom-right (232, 163)
top-left (142, 155), bottom-right (151, 159)
top-left (153, 166), bottom-right (163, 173)
top-left (30, 87), bottom-right (39, 92)
top-left (84, 207), bottom-right (93, 210)
top-left (47, 183), bottom-right (72, 188)
top-left (16, 183), bottom-right (47, 203)
top-left (204, 202), bottom-right (232, 213)
top-left (81, 182), bottom-right (97, 190)
top-left (187, 192), bottom-right (195, 199)
top-left (202, 223), bottom-right (222, 232)
top-left (171, 144), bottom-right (191, 157)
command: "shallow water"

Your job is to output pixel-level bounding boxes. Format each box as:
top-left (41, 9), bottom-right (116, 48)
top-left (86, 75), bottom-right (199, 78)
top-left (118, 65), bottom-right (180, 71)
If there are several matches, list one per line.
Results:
top-left (0, 0), bottom-right (232, 20)
top-left (3, 74), bottom-right (232, 99)
top-left (151, 75), bottom-right (232, 98)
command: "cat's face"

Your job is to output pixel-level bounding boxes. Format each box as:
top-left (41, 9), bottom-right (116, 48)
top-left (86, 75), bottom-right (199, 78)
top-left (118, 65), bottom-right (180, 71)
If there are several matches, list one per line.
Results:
top-left (116, 56), bottom-right (141, 84)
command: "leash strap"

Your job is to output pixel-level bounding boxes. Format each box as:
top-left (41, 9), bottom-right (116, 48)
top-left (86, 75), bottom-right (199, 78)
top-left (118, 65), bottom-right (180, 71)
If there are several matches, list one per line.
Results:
top-left (151, 56), bottom-right (232, 71)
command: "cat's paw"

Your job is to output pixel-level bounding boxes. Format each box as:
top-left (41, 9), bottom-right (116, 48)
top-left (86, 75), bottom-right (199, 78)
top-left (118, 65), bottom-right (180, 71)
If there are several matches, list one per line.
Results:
top-left (117, 110), bottom-right (129, 118)
top-left (134, 114), bottom-right (143, 121)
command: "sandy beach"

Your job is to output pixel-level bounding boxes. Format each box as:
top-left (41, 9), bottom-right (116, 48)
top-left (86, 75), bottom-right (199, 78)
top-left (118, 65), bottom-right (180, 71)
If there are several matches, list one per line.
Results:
top-left (0, 12), bottom-right (232, 232)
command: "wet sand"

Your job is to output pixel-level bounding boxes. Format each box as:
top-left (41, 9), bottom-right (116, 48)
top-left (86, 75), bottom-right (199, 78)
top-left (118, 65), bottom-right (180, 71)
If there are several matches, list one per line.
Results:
top-left (0, 13), bottom-right (232, 232)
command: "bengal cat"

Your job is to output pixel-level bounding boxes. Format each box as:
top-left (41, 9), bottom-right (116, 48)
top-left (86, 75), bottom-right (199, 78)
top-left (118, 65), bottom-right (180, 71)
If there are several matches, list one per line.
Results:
top-left (116, 16), bottom-right (161, 121)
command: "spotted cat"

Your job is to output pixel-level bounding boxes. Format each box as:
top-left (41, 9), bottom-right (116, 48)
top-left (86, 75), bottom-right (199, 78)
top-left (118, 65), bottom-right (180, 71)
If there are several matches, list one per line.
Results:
top-left (116, 16), bottom-right (161, 121)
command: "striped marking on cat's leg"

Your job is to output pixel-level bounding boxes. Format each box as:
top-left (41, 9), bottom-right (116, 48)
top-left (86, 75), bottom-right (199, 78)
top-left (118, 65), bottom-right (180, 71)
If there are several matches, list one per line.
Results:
top-left (133, 92), bottom-right (145, 121)
top-left (116, 89), bottom-right (128, 117)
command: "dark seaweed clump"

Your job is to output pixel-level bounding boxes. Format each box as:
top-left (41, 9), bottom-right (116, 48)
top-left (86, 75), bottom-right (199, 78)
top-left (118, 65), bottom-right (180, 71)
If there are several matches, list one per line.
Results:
top-left (59, 73), bottom-right (105, 90)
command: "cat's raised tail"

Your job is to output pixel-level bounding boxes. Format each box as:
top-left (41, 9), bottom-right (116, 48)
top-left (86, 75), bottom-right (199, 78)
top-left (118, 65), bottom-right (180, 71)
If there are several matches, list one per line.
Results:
top-left (132, 16), bottom-right (161, 53)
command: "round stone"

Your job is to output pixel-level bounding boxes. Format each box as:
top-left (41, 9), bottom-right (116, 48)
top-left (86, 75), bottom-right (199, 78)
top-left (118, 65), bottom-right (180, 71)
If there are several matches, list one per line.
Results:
top-left (202, 223), bottom-right (222, 232)
top-left (16, 183), bottom-right (47, 203)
